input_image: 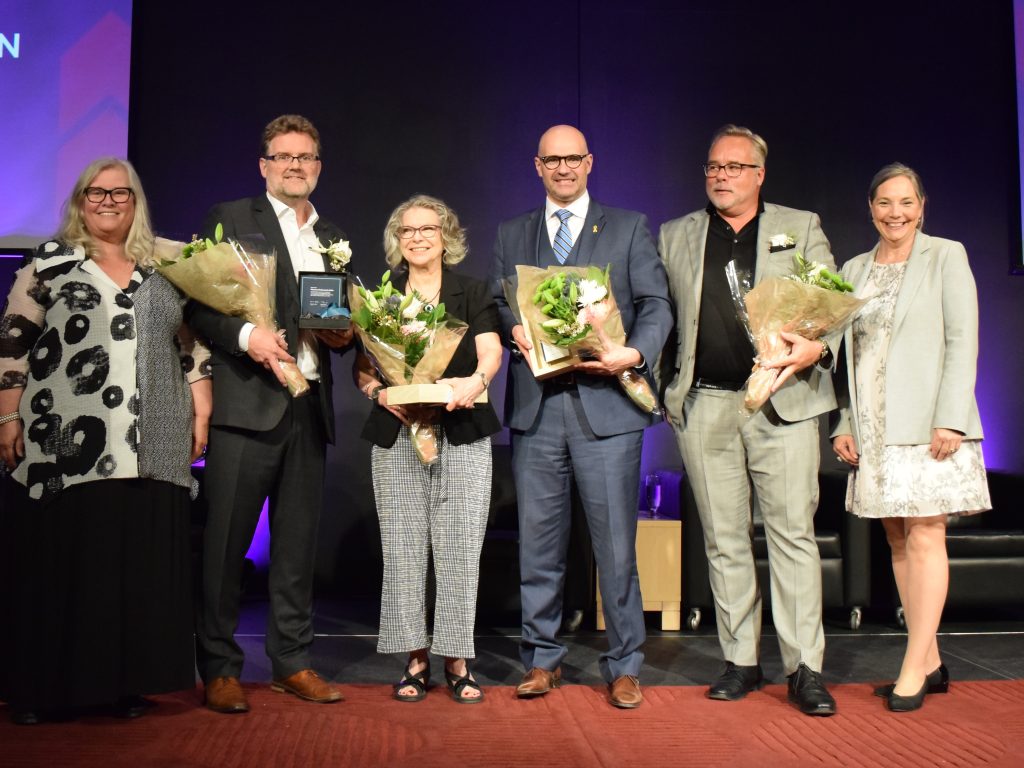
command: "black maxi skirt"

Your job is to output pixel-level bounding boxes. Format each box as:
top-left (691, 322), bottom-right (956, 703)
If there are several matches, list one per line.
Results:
top-left (0, 477), bottom-right (195, 712)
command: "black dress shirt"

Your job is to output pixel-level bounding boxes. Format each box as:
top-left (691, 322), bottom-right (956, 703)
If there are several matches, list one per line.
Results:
top-left (692, 200), bottom-right (763, 384)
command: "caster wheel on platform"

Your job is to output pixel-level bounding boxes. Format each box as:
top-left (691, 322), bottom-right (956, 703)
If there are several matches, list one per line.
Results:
top-left (687, 608), bottom-right (702, 631)
top-left (849, 606), bottom-right (862, 630)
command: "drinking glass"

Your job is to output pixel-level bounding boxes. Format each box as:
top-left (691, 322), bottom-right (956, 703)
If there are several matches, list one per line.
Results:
top-left (644, 473), bottom-right (662, 519)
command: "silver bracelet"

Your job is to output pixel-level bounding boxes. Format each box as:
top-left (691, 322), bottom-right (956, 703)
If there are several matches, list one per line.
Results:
top-left (0, 411), bottom-right (21, 425)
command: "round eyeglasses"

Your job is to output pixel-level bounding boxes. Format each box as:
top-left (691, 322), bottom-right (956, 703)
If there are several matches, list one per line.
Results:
top-left (538, 154), bottom-right (588, 170)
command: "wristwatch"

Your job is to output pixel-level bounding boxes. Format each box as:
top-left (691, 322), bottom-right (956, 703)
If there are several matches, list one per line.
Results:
top-left (818, 340), bottom-right (832, 365)
top-left (370, 385), bottom-right (384, 402)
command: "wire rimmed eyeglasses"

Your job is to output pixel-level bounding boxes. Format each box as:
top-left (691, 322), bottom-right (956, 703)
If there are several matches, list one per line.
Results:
top-left (264, 153), bottom-right (320, 165)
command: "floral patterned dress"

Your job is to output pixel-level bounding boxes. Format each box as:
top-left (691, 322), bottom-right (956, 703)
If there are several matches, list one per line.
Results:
top-left (846, 260), bottom-right (990, 518)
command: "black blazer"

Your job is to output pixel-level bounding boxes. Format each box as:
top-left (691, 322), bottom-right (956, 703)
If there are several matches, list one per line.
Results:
top-left (361, 269), bottom-right (501, 448)
top-left (186, 194), bottom-right (348, 443)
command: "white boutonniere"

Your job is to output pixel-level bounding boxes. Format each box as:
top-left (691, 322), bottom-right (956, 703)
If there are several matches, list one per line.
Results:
top-left (768, 233), bottom-right (796, 252)
top-left (310, 238), bottom-right (352, 272)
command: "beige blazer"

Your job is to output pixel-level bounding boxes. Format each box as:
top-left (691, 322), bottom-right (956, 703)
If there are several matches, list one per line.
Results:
top-left (832, 232), bottom-right (983, 445)
top-left (658, 203), bottom-right (839, 424)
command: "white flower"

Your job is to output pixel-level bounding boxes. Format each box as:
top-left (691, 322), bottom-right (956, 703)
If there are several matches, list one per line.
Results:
top-left (769, 233), bottom-right (796, 249)
top-left (311, 238), bottom-right (352, 271)
top-left (576, 278), bottom-right (607, 307)
top-left (402, 295), bottom-right (425, 319)
top-left (400, 320), bottom-right (426, 336)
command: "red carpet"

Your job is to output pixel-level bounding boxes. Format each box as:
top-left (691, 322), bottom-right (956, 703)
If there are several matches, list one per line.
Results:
top-left (4, 680), bottom-right (1023, 767)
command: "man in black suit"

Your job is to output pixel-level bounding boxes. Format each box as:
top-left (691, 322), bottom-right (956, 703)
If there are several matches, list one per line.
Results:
top-left (189, 114), bottom-right (353, 713)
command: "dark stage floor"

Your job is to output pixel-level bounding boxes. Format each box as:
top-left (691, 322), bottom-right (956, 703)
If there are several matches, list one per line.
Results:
top-left (231, 598), bottom-right (1024, 690)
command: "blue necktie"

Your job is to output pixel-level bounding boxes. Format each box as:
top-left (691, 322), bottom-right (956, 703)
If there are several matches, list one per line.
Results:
top-left (553, 209), bottom-right (573, 264)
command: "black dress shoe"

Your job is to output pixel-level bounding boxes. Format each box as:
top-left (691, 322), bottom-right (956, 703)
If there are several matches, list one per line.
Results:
top-left (787, 663), bottom-right (836, 716)
top-left (872, 663), bottom-right (949, 698)
top-left (707, 662), bottom-right (764, 701)
top-left (887, 679), bottom-right (928, 712)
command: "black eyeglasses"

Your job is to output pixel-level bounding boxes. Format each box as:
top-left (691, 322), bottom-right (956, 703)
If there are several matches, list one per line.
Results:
top-left (538, 154), bottom-right (589, 170)
top-left (397, 225), bottom-right (441, 240)
top-left (264, 153), bottom-right (320, 165)
top-left (82, 186), bottom-right (134, 203)
top-left (703, 162), bottom-right (760, 178)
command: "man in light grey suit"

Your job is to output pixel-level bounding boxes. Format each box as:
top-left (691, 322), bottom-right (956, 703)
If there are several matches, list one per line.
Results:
top-left (491, 124), bottom-right (673, 709)
top-left (659, 125), bottom-right (837, 716)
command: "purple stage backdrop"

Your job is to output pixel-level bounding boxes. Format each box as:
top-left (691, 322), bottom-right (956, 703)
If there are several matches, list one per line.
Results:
top-left (3, 1), bottom-right (1022, 592)
top-left (0, 1), bottom-right (132, 248)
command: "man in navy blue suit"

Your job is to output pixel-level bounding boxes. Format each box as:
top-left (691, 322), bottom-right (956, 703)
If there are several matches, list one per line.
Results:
top-left (490, 125), bottom-right (673, 708)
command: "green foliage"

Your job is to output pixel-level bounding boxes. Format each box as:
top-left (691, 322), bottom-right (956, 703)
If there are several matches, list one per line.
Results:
top-left (352, 272), bottom-right (450, 374)
top-left (792, 252), bottom-right (854, 292)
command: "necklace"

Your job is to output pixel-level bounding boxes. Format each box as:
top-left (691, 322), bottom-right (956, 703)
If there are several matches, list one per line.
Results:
top-left (408, 278), bottom-right (441, 312)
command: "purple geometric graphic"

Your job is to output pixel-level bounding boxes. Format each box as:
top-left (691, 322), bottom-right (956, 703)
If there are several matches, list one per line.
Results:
top-left (0, 3), bottom-right (132, 248)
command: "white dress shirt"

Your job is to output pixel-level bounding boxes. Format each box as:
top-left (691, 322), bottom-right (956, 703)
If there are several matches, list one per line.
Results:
top-left (238, 192), bottom-right (324, 380)
top-left (543, 191), bottom-right (590, 250)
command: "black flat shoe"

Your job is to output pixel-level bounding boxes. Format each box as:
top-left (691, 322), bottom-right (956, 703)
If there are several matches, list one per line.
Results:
top-left (707, 662), bottom-right (764, 701)
top-left (887, 679), bottom-right (928, 712)
top-left (393, 658), bottom-right (430, 703)
top-left (873, 663), bottom-right (949, 698)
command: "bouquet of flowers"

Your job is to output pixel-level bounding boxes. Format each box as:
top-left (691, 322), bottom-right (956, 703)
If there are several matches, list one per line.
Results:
top-left (154, 226), bottom-right (310, 397)
top-left (349, 271), bottom-right (469, 464)
top-left (729, 252), bottom-right (863, 413)
top-left (514, 264), bottom-right (659, 413)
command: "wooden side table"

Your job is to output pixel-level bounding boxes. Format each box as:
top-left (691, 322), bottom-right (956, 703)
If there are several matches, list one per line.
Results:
top-left (596, 515), bottom-right (682, 631)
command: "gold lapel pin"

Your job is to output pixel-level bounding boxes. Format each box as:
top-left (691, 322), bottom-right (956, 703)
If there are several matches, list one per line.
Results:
top-left (592, 225), bottom-right (598, 233)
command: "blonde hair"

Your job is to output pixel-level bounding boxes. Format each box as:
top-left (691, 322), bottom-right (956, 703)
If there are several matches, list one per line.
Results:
top-left (710, 124), bottom-right (768, 165)
top-left (383, 194), bottom-right (468, 269)
top-left (56, 157), bottom-right (155, 266)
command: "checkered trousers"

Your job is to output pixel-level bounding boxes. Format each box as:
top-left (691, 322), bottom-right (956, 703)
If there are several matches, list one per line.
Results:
top-left (371, 427), bottom-right (492, 658)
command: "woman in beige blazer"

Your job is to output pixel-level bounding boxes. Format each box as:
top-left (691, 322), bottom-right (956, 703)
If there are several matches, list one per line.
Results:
top-left (832, 163), bottom-right (990, 713)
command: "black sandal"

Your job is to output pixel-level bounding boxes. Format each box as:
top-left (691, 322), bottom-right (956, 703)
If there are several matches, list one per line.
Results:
top-left (445, 667), bottom-right (484, 704)
top-left (393, 658), bottom-right (430, 702)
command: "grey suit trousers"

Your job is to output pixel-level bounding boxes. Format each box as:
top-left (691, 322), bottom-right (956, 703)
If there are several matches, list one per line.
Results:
top-left (674, 388), bottom-right (825, 675)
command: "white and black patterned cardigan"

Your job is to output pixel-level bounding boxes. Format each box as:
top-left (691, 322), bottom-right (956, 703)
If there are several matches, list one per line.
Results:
top-left (0, 241), bottom-right (211, 502)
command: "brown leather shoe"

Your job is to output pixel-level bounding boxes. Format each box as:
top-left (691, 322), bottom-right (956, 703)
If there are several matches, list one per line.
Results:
top-left (516, 667), bottom-right (562, 698)
top-left (205, 676), bottom-right (250, 714)
top-left (270, 669), bottom-right (344, 703)
top-left (608, 675), bottom-right (643, 709)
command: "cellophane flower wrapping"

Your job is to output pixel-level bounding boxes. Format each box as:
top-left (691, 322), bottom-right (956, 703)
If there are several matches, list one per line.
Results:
top-left (515, 264), bottom-right (660, 413)
top-left (741, 276), bottom-right (864, 413)
top-left (348, 273), bottom-right (469, 465)
top-left (154, 236), bottom-right (309, 397)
